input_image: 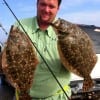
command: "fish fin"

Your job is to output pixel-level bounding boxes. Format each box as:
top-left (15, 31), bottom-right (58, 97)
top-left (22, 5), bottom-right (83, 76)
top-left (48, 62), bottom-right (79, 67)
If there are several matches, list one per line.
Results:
top-left (83, 76), bottom-right (94, 92)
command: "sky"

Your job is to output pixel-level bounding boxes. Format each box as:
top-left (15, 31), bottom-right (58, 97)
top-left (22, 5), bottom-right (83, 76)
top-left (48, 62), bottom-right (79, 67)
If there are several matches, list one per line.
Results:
top-left (0, 0), bottom-right (100, 44)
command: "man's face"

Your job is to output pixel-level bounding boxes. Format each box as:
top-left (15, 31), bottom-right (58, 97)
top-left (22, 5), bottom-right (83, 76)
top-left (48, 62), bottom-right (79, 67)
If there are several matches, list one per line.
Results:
top-left (37, 0), bottom-right (59, 24)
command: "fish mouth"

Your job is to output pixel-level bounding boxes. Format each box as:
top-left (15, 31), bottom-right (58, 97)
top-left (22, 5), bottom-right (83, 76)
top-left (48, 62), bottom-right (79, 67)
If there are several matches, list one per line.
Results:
top-left (50, 18), bottom-right (60, 28)
top-left (50, 18), bottom-right (66, 33)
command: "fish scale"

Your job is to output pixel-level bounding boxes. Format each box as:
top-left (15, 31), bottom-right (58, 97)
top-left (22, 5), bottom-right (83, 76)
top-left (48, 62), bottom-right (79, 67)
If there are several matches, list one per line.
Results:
top-left (1, 25), bottom-right (39, 100)
top-left (51, 18), bottom-right (97, 92)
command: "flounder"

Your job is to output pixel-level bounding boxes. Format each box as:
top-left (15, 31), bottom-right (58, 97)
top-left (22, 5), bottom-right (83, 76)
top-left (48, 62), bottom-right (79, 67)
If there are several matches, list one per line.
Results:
top-left (2, 25), bottom-right (39, 100)
top-left (51, 18), bottom-right (97, 92)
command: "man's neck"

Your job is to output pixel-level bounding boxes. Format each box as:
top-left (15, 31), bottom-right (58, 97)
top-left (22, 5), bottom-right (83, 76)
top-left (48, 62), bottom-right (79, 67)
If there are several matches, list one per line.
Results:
top-left (39, 24), bottom-right (49, 30)
top-left (38, 19), bottom-right (50, 30)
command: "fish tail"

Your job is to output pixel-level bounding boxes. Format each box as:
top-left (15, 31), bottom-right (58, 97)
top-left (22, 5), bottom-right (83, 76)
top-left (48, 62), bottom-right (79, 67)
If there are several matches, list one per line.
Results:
top-left (83, 76), bottom-right (94, 92)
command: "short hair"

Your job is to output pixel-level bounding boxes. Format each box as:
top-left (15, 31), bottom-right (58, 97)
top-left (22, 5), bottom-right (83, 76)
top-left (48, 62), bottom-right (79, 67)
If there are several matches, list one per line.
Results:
top-left (37, 0), bottom-right (62, 6)
top-left (57, 0), bottom-right (62, 6)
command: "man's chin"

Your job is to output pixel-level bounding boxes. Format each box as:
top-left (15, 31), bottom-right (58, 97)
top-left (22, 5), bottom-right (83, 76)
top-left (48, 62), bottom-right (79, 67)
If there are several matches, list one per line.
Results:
top-left (41, 16), bottom-right (50, 21)
top-left (41, 19), bottom-right (50, 23)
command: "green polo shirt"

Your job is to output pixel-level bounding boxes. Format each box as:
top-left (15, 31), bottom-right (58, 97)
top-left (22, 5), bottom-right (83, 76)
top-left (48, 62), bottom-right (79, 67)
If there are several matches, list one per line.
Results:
top-left (15, 16), bottom-right (71, 99)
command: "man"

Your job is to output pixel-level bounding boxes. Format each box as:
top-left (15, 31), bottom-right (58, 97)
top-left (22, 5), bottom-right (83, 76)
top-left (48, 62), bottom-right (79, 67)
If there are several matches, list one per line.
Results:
top-left (15, 0), bottom-right (71, 99)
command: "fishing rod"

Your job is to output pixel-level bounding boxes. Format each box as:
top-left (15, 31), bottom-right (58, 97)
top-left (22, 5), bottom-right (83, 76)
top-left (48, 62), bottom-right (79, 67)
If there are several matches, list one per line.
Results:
top-left (2, 0), bottom-right (71, 99)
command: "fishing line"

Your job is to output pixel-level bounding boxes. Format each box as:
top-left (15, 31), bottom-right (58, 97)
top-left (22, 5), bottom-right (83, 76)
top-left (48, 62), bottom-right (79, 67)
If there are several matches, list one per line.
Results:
top-left (2, 0), bottom-right (71, 99)
top-left (0, 22), bottom-right (8, 35)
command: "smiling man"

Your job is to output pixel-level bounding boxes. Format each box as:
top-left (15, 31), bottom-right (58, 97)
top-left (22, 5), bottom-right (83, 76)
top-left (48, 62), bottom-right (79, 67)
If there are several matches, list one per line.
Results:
top-left (15, 0), bottom-right (72, 100)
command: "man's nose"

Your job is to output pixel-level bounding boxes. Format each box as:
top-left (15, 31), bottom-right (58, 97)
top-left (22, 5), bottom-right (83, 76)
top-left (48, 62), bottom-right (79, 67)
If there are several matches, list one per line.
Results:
top-left (45, 6), bottom-right (50, 12)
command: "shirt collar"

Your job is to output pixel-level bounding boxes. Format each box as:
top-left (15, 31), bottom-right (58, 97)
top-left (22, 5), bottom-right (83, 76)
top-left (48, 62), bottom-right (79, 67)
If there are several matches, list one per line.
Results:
top-left (32, 16), bottom-right (39, 33)
top-left (33, 16), bottom-right (57, 40)
top-left (47, 18), bottom-right (57, 40)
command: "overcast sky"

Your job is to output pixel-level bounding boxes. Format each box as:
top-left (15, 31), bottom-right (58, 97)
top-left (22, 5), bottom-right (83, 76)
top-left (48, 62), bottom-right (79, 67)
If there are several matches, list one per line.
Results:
top-left (0, 0), bottom-right (100, 43)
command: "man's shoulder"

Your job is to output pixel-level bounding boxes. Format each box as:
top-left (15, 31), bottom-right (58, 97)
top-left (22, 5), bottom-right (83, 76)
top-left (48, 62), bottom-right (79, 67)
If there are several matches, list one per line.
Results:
top-left (19, 16), bottom-right (36, 24)
top-left (14, 16), bottom-right (37, 28)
